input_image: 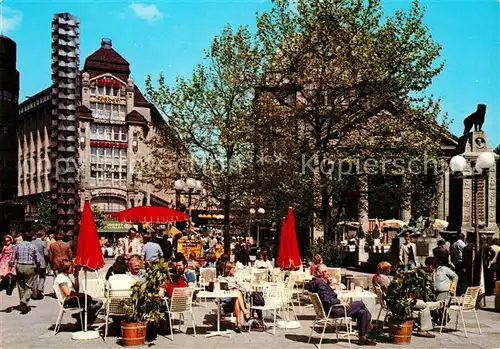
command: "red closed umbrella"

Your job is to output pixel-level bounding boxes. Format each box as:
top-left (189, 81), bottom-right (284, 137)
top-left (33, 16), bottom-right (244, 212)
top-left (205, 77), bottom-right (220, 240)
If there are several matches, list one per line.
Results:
top-left (74, 201), bottom-right (104, 270)
top-left (110, 205), bottom-right (188, 223)
top-left (72, 201), bottom-right (104, 340)
top-left (277, 216), bottom-right (289, 270)
top-left (285, 207), bottom-right (302, 269)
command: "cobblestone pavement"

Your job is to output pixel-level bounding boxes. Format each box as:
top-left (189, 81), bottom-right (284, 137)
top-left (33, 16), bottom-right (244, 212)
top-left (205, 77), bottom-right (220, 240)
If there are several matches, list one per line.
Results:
top-left (1, 263), bottom-right (499, 349)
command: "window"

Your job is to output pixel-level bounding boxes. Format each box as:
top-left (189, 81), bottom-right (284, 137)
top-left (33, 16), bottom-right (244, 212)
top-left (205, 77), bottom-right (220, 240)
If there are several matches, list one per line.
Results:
top-left (90, 125), bottom-right (127, 141)
top-left (89, 146), bottom-right (127, 187)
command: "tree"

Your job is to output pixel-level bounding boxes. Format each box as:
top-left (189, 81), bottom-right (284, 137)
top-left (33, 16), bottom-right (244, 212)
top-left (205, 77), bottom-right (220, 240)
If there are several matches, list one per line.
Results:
top-left (145, 26), bottom-right (260, 252)
top-left (92, 205), bottom-right (107, 230)
top-left (248, 0), bottom-right (447, 237)
top-left (35, 193), bottom-right (51, 231)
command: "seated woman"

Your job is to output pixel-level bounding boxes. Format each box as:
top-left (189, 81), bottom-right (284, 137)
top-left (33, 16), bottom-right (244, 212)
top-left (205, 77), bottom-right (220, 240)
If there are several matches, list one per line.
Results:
top-left (309, 264), bottom-right (376, 346)
top-left (53, 259), bottom-right (103, 328)
top-left (254, 251), bottom-right (273, 271)
top-left (221, 262), bottom-right (253, 333)
top-left (204, 252), bottom-right (217, 268)
top-left (105, 256), bottom-right (127, 280)
top-left (187, 252), bottom-right (200, 271)
top-left (372, 261), bottom-right (392, 293)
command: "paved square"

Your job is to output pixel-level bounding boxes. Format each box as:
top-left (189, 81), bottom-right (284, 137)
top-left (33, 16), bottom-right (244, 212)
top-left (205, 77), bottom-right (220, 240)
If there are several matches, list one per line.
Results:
top-left (1, 272), bottom-right (499, 349)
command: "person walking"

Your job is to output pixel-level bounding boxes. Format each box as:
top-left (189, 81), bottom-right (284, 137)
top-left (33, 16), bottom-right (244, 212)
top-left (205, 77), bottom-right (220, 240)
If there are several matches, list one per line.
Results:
top-left (48, 232), bottom-right (72, 276)
top-left (0, 235), bottom-right (17, 295)
top-left (31, 231), bottom-right (48, 299)
top-left (399, 232), bottom-right (417, 272)
top-left (451, 233), bottom-right (466, 295)
top-left (10, 232), bottom-right (40, 314)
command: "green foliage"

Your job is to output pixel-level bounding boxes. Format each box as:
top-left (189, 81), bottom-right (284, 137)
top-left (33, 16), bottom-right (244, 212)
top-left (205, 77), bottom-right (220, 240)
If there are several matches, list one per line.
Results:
top-left (365, 232), bottom-right (374, 247)
top-left (357, 225), bottom-right (365, 239)
top-left (371, 225), bottom-right (381, 239)
top-left (385, 267), bottom-right (433, 321)
top-left (308, 237), bottom-right (346, 267)
top-left (125, 262), bottom-right (171, 323)
top-left (35, 193), bottom-right (51, 231)
top-left (92, 206), bottom-right (107, 230)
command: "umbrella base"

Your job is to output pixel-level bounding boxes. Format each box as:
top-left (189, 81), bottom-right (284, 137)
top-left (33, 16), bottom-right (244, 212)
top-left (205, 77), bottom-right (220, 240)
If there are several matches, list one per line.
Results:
top-left (276, 320), bottom-right (301, 329)
top-left (72, 330), bottom-right (100, 340)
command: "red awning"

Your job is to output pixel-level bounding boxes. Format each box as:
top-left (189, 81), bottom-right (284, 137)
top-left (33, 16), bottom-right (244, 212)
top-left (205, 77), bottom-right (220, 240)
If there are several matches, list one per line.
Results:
top-left (74, 201), bottom-right (104, 270)
top-left (110, 205), bottom-right (189, 223)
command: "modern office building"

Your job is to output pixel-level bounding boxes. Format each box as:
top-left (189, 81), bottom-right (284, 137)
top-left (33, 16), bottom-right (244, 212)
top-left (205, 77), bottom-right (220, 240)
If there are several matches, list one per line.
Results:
top-left (0, 35), bottom-right (24, 235)
top-left (18, 31), bottom-right (174, 228)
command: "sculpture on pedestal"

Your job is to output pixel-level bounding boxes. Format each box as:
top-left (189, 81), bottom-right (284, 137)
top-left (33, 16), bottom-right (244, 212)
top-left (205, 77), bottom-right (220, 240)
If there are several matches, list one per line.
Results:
top-left (463, 104), bottom-right (486, 135)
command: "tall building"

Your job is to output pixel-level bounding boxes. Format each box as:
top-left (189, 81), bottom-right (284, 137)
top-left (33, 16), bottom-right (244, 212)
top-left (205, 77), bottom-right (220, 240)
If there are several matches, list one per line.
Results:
top-left (0, 35), bottom-right (24, 235)
top-left (0, 35), bottom-right (19, 201)
top-left (18, 33), bottom-right (174, 226)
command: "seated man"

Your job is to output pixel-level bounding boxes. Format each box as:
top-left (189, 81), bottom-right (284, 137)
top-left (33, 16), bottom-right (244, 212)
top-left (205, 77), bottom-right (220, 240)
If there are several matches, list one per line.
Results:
top-left (106, 259), bottom-right (136, 326)
top-left (309, 264), bottom-right (376, 346)
top-left (53, 260), bottom-right (103, 328)
top-left (412, 298), bottom-right (442, 338)
top-left (127, 255), bottom-right (147, 283)
top-left (175, 258), bottom-right (196, 284)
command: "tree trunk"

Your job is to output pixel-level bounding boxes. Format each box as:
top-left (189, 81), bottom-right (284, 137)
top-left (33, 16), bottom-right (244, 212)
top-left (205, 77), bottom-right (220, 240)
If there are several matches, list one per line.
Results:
top-left (223, 198), bottom-right (231, 253)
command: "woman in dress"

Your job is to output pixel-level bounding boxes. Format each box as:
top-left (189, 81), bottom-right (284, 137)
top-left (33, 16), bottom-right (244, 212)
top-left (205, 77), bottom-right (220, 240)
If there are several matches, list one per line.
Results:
top-left (0, 235), bottom-right (16, 279)
top-left (221, 262), bottom-right (253, 332)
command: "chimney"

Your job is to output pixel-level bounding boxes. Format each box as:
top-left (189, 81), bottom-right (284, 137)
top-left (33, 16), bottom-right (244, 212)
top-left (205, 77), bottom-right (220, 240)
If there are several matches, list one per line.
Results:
top-left (101, 38), bottom-right (112, 49)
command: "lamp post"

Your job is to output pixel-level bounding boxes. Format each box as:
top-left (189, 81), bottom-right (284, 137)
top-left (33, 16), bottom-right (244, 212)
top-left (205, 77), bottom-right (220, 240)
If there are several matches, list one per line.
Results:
top-left (449, 152), bottom-right (495, 287)
top-left (174, 178), bottom-right (203, 225)
top-left (250, 207), bottom-right (265, 246)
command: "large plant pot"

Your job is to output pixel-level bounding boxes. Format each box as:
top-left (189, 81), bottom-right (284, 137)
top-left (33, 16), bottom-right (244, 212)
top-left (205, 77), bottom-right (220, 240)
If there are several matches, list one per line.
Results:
top-left (121, 321), bottom-right (147, 346)
top-left (388, 319), bottom-right (413, 345)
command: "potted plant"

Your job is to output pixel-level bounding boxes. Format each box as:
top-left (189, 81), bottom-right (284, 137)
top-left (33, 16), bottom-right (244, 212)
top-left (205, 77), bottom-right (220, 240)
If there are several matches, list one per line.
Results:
top-left (385, 267), bottom-right (433, 345)
top-left (122, 262), bottom-right (170, 346)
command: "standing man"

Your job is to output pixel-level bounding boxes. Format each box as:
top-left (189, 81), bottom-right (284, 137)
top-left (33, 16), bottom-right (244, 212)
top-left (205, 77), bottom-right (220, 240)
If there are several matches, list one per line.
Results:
top-left (10, 232), bottom-right (40, 314)
top-left (399, 232), bottom-right (417, 272)
top-left (141, 233), bottom-right (164, 263)
top-left (451, 233), bottom-right (466, 295)
top-left (128, 228), bottom-right (142, 257)
top-left (48, 232), bottom-right (72, 276)
top-left (433, 240), bottom-right (450, 267)
top-left (31, 231), bottom-right (48, 299)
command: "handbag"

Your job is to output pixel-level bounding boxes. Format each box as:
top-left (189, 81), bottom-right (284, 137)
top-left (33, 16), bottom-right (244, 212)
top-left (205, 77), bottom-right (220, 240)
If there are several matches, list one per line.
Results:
top-left (1, 274), bottom-right (16, 296)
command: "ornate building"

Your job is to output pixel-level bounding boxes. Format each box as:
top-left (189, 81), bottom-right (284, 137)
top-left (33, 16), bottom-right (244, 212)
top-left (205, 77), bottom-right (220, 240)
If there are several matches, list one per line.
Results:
top-left (18, 34), bottom-right (174, 225)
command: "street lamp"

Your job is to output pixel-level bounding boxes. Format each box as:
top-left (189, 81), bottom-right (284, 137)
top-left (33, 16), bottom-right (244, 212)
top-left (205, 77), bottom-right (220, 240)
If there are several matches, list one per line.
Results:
top-left (250, 206), bottom-right (265, 246)
top-left (449, 152), bottom-right (495, 286)
top-left (174, 177), bottom-right (204, 224)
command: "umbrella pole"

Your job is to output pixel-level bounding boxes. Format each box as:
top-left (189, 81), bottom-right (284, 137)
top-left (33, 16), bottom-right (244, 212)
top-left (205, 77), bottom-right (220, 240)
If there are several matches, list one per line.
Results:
top-left (84, 270), bottom-right (88, 332)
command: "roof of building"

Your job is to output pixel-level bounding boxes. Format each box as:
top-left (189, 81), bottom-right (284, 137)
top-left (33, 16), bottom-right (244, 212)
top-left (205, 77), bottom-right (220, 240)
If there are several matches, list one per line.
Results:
top-left (76, 105), bottom-right (93, 121)
top-left (126, 110), bottom-right (148, 125)
top-left (83, 38), bottom-right (130, 81)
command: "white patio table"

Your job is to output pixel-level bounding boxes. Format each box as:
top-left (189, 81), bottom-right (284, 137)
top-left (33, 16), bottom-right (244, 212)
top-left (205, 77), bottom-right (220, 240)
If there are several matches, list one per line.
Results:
top-left (197, 290), bottom-right (241, 338)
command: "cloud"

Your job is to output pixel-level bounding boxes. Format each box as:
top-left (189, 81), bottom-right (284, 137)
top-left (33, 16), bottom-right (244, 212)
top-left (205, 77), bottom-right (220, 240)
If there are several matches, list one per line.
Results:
top-left (0, 6), bottom-right (22, 33)
top-left (129, 3), bottom-right (164, 23)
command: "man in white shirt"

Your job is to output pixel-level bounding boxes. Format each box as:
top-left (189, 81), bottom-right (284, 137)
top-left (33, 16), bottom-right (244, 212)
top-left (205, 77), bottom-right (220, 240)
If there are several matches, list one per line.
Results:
top-left (128, 228), bottom-right (142, 257)
top-left (451, 233), bottom-right (466, 295)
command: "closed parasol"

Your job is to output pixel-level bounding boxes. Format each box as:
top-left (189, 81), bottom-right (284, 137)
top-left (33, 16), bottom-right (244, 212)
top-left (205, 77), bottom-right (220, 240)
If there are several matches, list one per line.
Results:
top-left (285, 207), bottom-right (302, 269)
top-left (110, 205), bottom-right (188, 223)
top-left (72, 201), bottom-right (104, 340)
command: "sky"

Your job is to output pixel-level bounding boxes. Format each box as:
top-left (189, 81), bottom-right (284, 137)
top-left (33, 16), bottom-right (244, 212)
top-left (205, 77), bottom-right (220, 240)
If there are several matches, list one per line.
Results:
top-left (1, 0), bottom-right (499, 147)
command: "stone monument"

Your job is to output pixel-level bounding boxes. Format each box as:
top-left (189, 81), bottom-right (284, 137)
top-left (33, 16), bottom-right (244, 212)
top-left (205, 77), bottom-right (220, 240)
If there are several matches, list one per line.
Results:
top-left (459, 105), bottom-right (499, 237)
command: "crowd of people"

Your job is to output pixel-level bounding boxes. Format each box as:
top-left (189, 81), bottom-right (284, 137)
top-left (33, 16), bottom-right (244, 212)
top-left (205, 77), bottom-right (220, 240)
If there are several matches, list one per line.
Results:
top-left (1, 227), bottom-right (498, 345)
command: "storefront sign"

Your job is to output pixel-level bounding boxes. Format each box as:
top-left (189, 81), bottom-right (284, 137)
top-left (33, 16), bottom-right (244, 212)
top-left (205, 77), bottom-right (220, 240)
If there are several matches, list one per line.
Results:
top-left (95, 77), bottom-right (123, 89)
top-left (90, 140), bottom-right (127, 149)
top-left (90, 96), bottom-right (124, 105)
top-left (177, 239), bottom-right (202, 259)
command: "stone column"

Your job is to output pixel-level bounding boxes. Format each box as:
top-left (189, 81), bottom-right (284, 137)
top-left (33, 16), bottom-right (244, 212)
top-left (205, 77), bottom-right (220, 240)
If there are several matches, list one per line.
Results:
top-left (357, 177), bottom-right (369, 233)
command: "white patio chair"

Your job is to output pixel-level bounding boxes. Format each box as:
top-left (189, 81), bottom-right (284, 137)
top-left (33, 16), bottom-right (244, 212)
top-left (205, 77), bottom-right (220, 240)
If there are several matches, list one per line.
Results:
top-left (198, 268), bottom-right (216, 307)
top-left (250, 283), bottom-right (285, 335)
top-left (308, 293), bottom-right (351, 349)
top-left (440, 286), bottom-right (482, 338)
top-left (166, 287), bottom-right (197, 340)
top-left (52, 284), bottom-right (83, 335)
top-left (251, 268), bottom-right (268, 288)
top-left (104, 289), bottom-right (134, 342)
top-left (372, 285), bottom-right (388, 327)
